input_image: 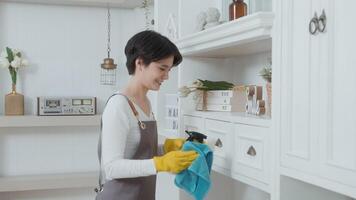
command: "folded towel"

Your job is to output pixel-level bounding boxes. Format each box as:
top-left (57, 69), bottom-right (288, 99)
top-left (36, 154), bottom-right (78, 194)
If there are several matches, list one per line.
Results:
top-left (175, 141), bottom-right (213, 200)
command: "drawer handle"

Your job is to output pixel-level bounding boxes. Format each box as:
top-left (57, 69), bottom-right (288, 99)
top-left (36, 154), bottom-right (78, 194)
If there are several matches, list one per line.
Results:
top-left (309, 12), bottom-right (319, 35)
top-left (318, 9), bottom-right (326, 33)
top-left (247, 146), bottom-right (257, 156)
top-left (215, 138), bottom-right (223, 148)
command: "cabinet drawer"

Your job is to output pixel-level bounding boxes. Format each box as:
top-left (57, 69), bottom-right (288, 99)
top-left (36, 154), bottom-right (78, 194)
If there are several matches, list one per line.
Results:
top-left (233, 124), bottom-right (270, 184)
top-left (205, 119), bottom-right (233, 171)
top-left (183, 115), bottom-right (204, 132)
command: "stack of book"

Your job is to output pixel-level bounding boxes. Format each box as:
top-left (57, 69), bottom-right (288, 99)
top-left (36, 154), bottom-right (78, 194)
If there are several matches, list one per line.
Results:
top-left (195, 86), bottom-right (246, 112)
top-left (245, 85), bottom-right (266, 115)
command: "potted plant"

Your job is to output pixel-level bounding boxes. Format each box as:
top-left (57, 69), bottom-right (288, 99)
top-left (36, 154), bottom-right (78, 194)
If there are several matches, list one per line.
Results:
top-left (179, 79), bottom-right (235, 111)
top-left (0, 47), bottom-right (29, 115)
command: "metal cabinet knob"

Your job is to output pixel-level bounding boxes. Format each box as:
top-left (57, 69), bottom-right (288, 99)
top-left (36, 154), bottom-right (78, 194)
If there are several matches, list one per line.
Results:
top-left (247, 145), bottom-right (257, 156)
top-left (309, 12), bottom-right (319, 35)
top-left (318, 9), bottom-right (327, 33)
top-left (215, 138), bottom-right (223, 148)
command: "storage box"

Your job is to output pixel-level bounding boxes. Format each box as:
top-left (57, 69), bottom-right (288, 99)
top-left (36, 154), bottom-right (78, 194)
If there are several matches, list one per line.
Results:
top-left (195, 86), bottom-right (246, 112)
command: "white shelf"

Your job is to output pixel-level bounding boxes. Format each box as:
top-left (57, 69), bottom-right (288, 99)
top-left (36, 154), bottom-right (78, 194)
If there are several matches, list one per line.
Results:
top-left (0, 115), bottom-right (101, 128)
top-left (1, 0), bottom-right (145, 8)
top-left (175, 12), bottom-right (274, 58)
top-left (0, 171), bottom-right (98, 192)
top-left (184, 111), bottom-right (271, 128)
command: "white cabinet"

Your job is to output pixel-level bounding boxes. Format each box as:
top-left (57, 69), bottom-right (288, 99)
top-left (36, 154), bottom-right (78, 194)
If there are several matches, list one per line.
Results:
top-left (183, 114), bottom-right (272, 193)
top-left (318, 0), bottom-right (356, 190)
top-left (156, 0), bottom-right (275, 199)
top-left (280, 0), bottom-right (318, 175)
top-left (280, 0), bottom-right (356, 197)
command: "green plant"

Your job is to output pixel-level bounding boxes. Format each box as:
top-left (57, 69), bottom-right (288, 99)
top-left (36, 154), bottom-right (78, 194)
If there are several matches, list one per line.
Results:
top-left (259, 66), bottom-right (272, 83)
top-left (179, 79), bottom-right (234, 97)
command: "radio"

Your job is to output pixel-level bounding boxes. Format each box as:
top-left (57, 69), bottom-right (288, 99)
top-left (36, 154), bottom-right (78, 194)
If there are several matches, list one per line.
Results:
top-left (37, 96), bottom-right (96, 116)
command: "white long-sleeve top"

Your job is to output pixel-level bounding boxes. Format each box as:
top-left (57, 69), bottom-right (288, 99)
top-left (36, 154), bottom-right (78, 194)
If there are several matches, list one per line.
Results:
top-left (102, 94), bottom-right (162, 180)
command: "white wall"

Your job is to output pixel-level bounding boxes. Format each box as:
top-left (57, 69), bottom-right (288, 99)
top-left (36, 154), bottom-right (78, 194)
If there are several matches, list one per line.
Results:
top-left (0, 2), bottom-right (154, 115)
top-left (230, 52), bottom-right (272, 102)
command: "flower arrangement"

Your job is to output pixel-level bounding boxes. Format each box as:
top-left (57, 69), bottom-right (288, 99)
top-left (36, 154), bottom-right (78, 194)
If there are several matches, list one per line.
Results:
top-left (0, 47), bottom-right (29, 91)
top-left (179, 79), bottom-right (234, 97)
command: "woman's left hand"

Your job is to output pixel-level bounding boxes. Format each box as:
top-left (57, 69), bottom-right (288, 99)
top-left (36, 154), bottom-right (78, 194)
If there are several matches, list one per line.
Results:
top-left (163, 138), bottom-right (186, 153)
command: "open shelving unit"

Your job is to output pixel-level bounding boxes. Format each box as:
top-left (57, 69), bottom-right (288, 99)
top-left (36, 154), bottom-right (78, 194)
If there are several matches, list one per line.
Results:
top-left (177, 11), bottom-right (274, 129)
top-left (0, 115), bottom-right (101, 192)
top-left (0, 172), bottom-right (98, 192)
top-left (176, 12), bottom-right (274, 58)
top-left (0, 115), bottom-right (101, 128)
top-left (173, 7), bottom-right (275, 199)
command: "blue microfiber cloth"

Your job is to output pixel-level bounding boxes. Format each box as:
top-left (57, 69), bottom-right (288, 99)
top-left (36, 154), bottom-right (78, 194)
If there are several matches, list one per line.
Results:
top-left (175, 141), bottom-right (213, 200)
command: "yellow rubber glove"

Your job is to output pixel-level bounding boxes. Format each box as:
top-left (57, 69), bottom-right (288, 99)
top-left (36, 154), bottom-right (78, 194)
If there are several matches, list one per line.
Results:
top-left (163, 138), bottom-right (186, 153)
top-left (153, 150), bottom-right (198, 173)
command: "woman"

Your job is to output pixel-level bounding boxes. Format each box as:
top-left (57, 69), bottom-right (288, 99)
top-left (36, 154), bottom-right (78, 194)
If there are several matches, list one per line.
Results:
top-left (98, 30), bottom-right (198, 200)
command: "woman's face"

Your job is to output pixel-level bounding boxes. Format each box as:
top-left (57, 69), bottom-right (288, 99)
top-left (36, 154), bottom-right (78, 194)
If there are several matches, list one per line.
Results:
top-left (136, 55), bottom-right (174, 91)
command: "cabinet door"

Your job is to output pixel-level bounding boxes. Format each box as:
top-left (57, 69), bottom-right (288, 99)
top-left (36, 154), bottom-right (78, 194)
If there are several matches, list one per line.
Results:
top-left (232, 124), bottom-right (270, 191)
top-left (205, 119), bottom-right (233, 174)
top-left (318, 0), bottom-right (356, 188)
top-left (280, 0), bottom-right (319, 173)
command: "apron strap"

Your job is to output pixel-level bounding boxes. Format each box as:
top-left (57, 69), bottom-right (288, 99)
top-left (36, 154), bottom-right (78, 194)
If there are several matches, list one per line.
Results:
top-left (124, 96), bottom-right (139, 117)
top-left (119, 94), bottom-right (147, 129)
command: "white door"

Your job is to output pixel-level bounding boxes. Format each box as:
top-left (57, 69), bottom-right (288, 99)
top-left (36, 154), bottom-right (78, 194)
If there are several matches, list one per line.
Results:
top-left (280, 0), bottom-right (320, 174)
top-left (318, 0), bottom-right (356, 188)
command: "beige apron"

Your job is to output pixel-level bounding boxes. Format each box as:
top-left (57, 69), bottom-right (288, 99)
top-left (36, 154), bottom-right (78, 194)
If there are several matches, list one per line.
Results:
top-left (96, 93), bottom-right (158, 200)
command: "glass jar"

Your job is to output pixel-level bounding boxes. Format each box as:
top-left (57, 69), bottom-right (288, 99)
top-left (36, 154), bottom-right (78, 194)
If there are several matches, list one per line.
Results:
top-left (229, 0), bottom-right (247, 21)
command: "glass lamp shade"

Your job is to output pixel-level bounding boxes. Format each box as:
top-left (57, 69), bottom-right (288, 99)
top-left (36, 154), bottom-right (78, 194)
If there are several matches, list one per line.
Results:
top-left (100, 58), bottom-right (117, 85)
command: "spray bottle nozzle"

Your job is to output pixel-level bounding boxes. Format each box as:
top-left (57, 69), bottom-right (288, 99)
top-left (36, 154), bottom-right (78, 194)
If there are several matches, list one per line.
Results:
top-left (185, 130), bottom-right (207, 143)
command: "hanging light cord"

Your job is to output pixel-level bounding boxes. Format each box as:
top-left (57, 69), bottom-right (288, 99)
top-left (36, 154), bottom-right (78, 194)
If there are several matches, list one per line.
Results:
top-left (107, 6), bottom-right (111, 58)
top-left (142, 0), bottom-right (150, 30)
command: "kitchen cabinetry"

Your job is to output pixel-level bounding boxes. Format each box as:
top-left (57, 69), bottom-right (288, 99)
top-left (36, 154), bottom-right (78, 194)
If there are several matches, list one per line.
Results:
top-left (154, 0), bottom-right (274, 199)
top-left (280, 0), bottom-right (356, 198)
top-left (183, 114), bottom-right (271, 193)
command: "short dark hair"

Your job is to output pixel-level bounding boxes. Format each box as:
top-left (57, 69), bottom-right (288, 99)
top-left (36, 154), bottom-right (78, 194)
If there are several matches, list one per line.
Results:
top-left (124, 30), bottom-right (182, 75)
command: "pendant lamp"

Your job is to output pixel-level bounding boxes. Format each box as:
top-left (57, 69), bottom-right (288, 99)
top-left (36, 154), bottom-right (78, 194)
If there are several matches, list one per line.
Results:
top-left (100, 6), bottom-right (117, 85)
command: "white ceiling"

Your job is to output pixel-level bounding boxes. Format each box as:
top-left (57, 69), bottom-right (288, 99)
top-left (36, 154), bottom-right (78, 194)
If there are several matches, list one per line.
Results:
top-left (0, 0), bottom-right (150, 8)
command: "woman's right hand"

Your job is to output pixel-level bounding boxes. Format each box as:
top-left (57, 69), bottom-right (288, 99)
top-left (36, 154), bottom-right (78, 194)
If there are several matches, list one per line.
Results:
top-left (153, 150), bottom-right (198, 173)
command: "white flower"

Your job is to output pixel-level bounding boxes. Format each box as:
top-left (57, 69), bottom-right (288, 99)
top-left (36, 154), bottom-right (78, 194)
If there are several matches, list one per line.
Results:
top-left (12, 49), bottom-right (20, 57)
top-left (179, 86), bottom-right (192, 97)
top-left (0, 57), bottom-right (10, 68)
top-left (192, 80), bottom-right (203, 88)
top-left (10, 56), bottom-right (22, 68)
top-left (21, 59), bottom-right (29, 67)
top-left (0, 49), bottom-right (8, 58)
